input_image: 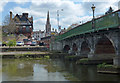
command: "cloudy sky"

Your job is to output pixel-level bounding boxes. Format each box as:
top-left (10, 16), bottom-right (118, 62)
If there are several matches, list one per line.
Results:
top-left (0, 0), bottom-right (120, 31)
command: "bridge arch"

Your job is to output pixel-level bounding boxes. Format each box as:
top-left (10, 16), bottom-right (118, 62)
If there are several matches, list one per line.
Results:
top-left (63, 45), bottom-right (70, 53)
top-left (72, 43), bottom-right (78, 51)
top-left (95, 35), bottom-right (115, 59)
top-left (72, 43), bottom-right (78, 55)
top-left (80, 41), bottom-right (90, 57)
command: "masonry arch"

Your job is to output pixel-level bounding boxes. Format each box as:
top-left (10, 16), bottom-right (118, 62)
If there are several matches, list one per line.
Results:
top-left (72, 43), bottom-right (78, 51)
top-left (63, 45), bottom-right (70, 53)
top-left (95, 36), bottom-right (115, 59)
top-left (80, 41), bottom-right (90, 57)
top-left (72, 43), bottom-right (78, 55)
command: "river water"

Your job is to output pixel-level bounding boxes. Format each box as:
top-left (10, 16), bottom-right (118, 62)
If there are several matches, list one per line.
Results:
top-left (2, 59), bottom-right (120, 82)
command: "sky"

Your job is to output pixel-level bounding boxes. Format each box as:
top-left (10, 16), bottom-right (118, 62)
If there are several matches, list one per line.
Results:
top-left (0, 0), bottom-right (120, 31)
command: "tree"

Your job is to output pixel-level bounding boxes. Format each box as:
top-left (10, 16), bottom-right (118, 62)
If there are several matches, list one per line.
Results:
top-left (7, 39), bottom-right (16, 47)
top-left (2, 14), bottom-right (16, 34)
top-left (105, 7), bottom-right (113, 15)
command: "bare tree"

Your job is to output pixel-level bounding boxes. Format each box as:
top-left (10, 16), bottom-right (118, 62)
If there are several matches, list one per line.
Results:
top-left (2, 14), bottom-right (16, 34)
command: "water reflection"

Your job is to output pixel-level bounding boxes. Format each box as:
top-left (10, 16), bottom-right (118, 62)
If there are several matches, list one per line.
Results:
top-left (2, 59), bottom-right (120, 81)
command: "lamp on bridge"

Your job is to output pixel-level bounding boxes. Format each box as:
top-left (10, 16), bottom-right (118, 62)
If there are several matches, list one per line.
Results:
top-left (91, 4), bottom-right (96, 29)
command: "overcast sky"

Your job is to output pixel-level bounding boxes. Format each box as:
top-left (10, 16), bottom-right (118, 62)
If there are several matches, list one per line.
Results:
top-left (0, 0), bottom-right (120, 31)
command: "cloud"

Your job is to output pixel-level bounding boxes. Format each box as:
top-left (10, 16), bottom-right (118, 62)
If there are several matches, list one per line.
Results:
top-left (11, 0), bottom-right (86, 30)
top-left (0, 0), bottom-right (9, 12)
top-left (10, 0), bottom-right (120, 31)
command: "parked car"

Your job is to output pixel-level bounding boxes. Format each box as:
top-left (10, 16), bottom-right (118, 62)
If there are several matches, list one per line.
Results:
top-left (30, 41), bottom-right (37, 46)
top-left (0, 41), bottom-right (7, 46)
top-left (16, 41), bottom-right (24, 46)
top-left (2, 43), bottom-right (6, 46)
top-left (24, 41), bottom-right (32, 46)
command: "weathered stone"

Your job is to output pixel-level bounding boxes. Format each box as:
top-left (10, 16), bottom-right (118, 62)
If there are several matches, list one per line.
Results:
top-left (51, 28), bottom-right (120, 67)
top-left (113, 56), bottom-right (120, 67)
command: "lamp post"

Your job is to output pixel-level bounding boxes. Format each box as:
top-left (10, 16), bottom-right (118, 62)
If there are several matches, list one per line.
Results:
top-left (57, 9), bottom-right (63, 32)
top-left (90, 4), bottom-right (96, 57)
top-left (91, 4), bottom-right (95, 29)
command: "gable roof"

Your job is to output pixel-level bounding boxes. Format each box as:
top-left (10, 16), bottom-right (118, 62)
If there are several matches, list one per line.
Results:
top-left (13, 13), bottom-right (33, 24)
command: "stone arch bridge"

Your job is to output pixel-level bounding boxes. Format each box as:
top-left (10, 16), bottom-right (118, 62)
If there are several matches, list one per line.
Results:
top-left (50, 9), bottom-right (120, 67)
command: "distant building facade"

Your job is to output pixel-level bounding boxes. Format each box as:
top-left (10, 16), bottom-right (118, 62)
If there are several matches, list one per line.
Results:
top-left (118, 1), bottom-right (120, 9)
top-left (10, 11), bottom-right (33, 38)
top-left (59, 28), bottom-right (66, 35)
top-left (32, 30), bottom-right (45, 41)
top-left (32, 11), bottom-right (59, 46)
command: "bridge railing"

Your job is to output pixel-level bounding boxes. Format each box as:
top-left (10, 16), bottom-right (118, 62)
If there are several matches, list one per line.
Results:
top-left (95, 9), bottom-right (120, 31)
top-left (55, 9), bottom-right (120, 41)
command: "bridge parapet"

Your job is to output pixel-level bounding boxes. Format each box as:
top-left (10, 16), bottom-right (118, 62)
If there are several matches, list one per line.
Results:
top-left (55, 9), bottom-right (120, 41)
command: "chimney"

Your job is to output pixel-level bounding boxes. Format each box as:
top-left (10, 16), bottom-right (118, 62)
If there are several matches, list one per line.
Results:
top-left (10, 11), bottom-right (12, 21)
top-left (23, 13), bottom-right (28, 18)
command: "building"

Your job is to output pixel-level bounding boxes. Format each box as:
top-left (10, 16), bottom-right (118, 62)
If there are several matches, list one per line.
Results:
top-left (118, 1), bottom-right (120, 9)
top-left (41, 36), bottom-right (51, 47)
top-left (32, 30), bottom-right (45, 41)
top-left (59, 28), bottom-right (66, 35)
top-left (32, 11), bottom-right (58, 46)
top-left (45, 11), bottom-right (51, 36)
top-left (10, 11), bottom-right (33, 38)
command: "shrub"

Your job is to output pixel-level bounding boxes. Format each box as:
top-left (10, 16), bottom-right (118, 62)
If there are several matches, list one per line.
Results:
top-left (79, 58), bottom-right (89, 63)
top-left (2, 41), bottom-right (7, 45)
top-left (7, 39), bottom-right (16, 47)
top-left (97, 63), bottom-right (107, 68)
top-left (44, 55), bottom-right (50, 59)
top-left (97, 63), bottom-right (115, 69)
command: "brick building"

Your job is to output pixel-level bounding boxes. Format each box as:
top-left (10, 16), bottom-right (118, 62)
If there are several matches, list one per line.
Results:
top-left (10, 11), bottom-right (33, 38)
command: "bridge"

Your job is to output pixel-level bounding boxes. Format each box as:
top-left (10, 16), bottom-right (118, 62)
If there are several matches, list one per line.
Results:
top-left (50, 9), bottom-right (120, 67)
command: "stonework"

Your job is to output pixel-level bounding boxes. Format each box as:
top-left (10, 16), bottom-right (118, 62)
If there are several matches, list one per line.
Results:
top-left (51, 28), bottom-right (120, 67)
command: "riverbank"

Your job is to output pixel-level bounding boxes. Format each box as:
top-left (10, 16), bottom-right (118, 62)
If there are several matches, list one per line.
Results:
top-left (1, 51), bottom-right (69, 59)
top-left (1, 46), bottom-right (48, 52)
top-left (1, 46), bottom-right (120, 75)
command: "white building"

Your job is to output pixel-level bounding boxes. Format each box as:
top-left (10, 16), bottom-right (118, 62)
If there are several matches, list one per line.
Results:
top-left (32, 30), bottom-right (45, 41)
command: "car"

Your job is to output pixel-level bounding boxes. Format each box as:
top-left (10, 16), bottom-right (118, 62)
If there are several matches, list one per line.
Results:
top-left (0, 41), bottom-right (7, 46)
top-left (2, 43), bottom-right (6, 46)
top-left (30, 41), bottom-right (37, 46)
top-left (24, 41), bottom-right (32, 46)
top-left (16, 41), bottom-right (24, 46)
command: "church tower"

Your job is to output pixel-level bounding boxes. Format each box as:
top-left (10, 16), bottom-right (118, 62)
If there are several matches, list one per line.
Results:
top-left (45, 11), bottom-right (51, 35)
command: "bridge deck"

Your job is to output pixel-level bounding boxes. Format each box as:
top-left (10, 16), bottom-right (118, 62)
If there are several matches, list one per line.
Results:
top-left (56, 9), bottom-right (120, 41)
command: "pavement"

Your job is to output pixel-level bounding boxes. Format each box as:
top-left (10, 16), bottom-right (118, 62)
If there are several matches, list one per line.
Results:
top-left (0, 46), bottom-right (45, 48)
top-left (0, 51), bottom-right (50, 55)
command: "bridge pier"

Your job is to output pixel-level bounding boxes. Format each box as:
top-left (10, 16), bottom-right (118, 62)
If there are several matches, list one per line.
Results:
top-left (88, 48), bottom-right (96, 59)
top-left (50, 41), bottom-right (63, 51)
top-left (113, 31), bottom-right (120, 67)
top-left (114, 56), bottom-right (120, 67)
top-left (114, 49), bottom-right (120, 67)
top-left (87, 36), bottom-right (96, 59)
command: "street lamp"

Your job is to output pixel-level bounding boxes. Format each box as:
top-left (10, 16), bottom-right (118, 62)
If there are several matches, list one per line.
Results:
top-left (91, 4), bottom-right (95, 29)
top-left (57, 9), bottom-right (63, 32)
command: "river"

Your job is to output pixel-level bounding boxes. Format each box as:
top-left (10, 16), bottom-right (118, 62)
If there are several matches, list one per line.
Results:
top-left (2, 58), bottom-right (120, 82)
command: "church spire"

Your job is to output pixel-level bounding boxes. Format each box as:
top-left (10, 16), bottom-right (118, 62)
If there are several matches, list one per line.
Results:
top-left (46, 11), bottom-right (50, 24)
top-left (46, 10), bottom-right (51, 34)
